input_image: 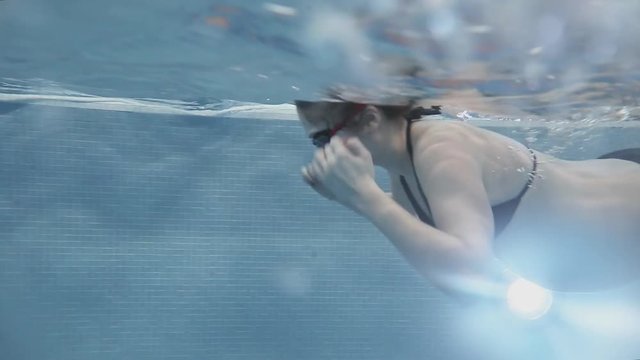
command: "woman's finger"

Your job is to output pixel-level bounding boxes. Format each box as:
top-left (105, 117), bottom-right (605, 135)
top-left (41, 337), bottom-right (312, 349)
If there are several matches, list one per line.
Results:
top-left (313, 149), bottom-right (327, 174)
top-left (324, 138), bottom-right (337, 164)
top-left (301, 166), bottom-right (315, 185)
top-left (313, 147), bottom-right (326, 162)
top-left (328, 135), bottom-right (347, 159)
top-left (308, 158), bottom-right (324, 183)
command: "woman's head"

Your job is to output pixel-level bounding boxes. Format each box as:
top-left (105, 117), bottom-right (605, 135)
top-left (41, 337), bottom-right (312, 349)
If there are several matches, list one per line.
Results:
top-left (295, 86), bottom-right (441, 156)
top-left (295, 90), bottom-right (415, 149)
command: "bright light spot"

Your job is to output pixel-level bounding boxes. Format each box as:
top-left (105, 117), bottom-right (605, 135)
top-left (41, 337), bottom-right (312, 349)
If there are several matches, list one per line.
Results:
top-left (529, 46), bottom-right (543, 56)
top-left (263, 3), bottom-right (297, 17)
top-left (457, 110), bottom-right (472, 121)
top-left (429, 9), bottom-right (458, 40)
top-left (506, 278), bottom-right (553, 320)
top-left (466, 25), bottom-right (493, 34)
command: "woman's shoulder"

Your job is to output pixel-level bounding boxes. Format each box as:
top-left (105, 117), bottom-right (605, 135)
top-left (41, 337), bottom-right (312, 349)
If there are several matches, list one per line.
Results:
top-left (415, 120), bottom-right (489, 148)
top-left (414, 120), bottom-right (536, 166)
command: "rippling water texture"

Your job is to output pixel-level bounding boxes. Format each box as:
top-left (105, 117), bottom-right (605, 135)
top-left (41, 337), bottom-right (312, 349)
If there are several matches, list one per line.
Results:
top-left (1, 0), bottom-right (640, 118)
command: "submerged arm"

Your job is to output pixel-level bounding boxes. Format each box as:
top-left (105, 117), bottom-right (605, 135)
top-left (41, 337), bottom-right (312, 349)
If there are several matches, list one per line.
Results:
top-left (358, 147), bottom-right (509, 298)
top-left (355, 187), bottom-right (502, 297)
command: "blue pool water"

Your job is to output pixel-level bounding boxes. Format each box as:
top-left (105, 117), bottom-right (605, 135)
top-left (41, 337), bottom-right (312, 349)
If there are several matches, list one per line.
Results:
top-left (1, 104), bottom-right (638, 360)
top-left (1, 0), bottom-right (640, 359)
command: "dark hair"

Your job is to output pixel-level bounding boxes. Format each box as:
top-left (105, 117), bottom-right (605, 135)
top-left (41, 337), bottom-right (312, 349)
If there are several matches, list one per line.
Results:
top-left (295, 86), bottom-right (441, 128)
top-left (325, 86), bottom-right (440, 121)
top-left (326, 87), bottom-right (414, 121)
top-left (378, 104), bottom-right (414, 120)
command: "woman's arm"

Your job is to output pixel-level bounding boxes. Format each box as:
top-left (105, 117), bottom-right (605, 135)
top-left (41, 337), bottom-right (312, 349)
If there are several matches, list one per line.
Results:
top-left (304, 135), bottom-right (509, 298)
top-left (354, 180), bottom-right (506, 298)
top-left (361, 139), bottom-right (510, 297)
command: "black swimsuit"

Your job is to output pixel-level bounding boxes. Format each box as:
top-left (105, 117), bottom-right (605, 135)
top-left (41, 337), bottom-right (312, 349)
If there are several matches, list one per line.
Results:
top-left (399, 120), bottom-right (538, 238)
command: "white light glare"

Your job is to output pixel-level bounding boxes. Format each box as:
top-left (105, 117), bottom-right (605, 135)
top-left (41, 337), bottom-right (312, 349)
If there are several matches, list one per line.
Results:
top-left (506, 278), bottom-right (553, 320)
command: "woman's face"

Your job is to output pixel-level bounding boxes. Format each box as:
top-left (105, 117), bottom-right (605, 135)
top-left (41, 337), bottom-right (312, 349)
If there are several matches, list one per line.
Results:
top-left (296, 101), bottom-right (368, 149)
top-left (297, 103), bottom-right (328, 138)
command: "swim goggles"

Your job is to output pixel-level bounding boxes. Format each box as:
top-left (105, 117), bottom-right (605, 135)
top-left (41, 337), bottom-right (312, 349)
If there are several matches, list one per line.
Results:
top-left (310, 104), bottom-right (442, 148)
top-left (310, 103), bottom-right (367, 148)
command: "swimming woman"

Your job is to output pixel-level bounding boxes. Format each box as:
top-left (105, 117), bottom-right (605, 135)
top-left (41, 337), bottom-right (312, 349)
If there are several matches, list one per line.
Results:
top-left (296, 92), bottom-right (640, 299)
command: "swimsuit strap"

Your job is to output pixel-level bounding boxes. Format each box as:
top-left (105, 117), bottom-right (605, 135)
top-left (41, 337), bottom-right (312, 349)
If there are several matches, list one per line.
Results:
top-left (399, 120), bottom-right (436, 227)
top-left (490, 149), bottom-right (537, 235)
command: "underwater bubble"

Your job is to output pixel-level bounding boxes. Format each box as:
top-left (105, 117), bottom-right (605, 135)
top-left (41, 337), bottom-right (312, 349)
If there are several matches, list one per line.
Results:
top-left (304, 9), bottom-right (376, 82)
top-left (273, 267), bottom-right (312, 297)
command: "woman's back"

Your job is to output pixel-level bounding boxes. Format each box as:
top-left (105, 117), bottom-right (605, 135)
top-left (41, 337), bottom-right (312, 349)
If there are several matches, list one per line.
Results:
top-left (412, 121), bottom-right (536, 206)
top-left (412, 120), bottom-right (640, 290)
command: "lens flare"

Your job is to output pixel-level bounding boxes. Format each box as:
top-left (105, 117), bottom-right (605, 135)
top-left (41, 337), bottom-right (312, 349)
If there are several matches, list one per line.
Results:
top-left (506, 278), bottom-right (553, 320)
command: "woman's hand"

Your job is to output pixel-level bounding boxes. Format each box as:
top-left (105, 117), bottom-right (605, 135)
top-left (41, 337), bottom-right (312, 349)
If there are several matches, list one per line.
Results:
top-left (301, 135), bottom-right (381, 212)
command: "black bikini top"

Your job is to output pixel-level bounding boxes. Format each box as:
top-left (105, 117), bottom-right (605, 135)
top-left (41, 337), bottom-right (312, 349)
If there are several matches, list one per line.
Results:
top-left (399, 118), bottom-right (537, 238)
